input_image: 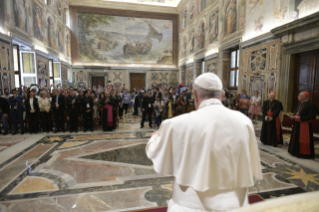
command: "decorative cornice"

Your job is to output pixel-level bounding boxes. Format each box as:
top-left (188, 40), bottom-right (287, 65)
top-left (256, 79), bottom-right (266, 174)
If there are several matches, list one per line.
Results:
top-left (35, 50), bottom-right (50, 59)
top-left (186, 63), bottom-right (193, 68)
top-left (219, 37), bottom-right (240, 51)
top-left (194, 49), bottom-right (206, 61)
top-left (241, 32), bottom-right (280, 50)
top-left (61, 61), bottom-right (72, 68)
top-left (72, 65), bottom-right (178, 71)
top-left (205, 53), bottom-right (218, 61)
top-left (0, 32), bottom-right (12, 44)
top-left (149, 69), bottom-right (179, 72)
top-left (47, 51), bottom-right (60, 61)
top-left (72, 66), bottom-right (85, 69)
top-left (12, 35), bottom-right (34, 49)
top-left (271, 11), bottom-right (319, 36)
top-left (219, 29), bottom-right (244, 50)
top-left (80, 66), bottom-right (111, 70)
top-left (178, 58), bottom-right (187, 67)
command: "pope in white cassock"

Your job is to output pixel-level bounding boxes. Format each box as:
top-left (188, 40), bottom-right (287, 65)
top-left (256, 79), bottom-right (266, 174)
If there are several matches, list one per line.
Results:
top-left (146, 73), bottom-right (262, 212)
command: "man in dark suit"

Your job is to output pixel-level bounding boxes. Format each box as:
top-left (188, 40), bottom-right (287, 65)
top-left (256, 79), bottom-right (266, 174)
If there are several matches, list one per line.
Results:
top-left (141, 91), bottom-right (154, 128)
top-left (51, 89), bottom-right (66, 133)
top-left (0, 96), bottom-right (10, 135)
top-left (81, 90), bottom-right (94, 132)
top-left (152, 87), bottom-right (162, 102)
top-left (9, 88), bottom-right (25, 135)
top-left (66, 90), bottom-right (80, 133)
top-left (24, 90), bottom-right (40, 134)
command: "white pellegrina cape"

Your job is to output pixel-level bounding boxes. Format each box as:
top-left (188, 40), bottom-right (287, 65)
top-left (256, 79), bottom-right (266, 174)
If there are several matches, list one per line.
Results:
top-left (146, 98), bottom-right (262, 192)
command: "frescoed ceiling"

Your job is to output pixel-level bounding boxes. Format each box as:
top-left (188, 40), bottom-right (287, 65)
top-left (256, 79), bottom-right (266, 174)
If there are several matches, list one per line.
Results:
top-left (69, 0), bottom-right (182, 7)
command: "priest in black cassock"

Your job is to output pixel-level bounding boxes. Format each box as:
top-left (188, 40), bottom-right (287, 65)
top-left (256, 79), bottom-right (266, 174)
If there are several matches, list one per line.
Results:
top-left (260, 92), bottom-right (283, 147)
top-left (288, 91), bottom-right (319, 159)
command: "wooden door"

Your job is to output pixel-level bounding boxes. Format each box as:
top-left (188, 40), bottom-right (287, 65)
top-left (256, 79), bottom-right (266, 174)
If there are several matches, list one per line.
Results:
top-left (130, 73), bottom-right (145, 92)
top-left (92, 77), bottom-right (105, 88)
top-left (293, 50), bottom-right (319, 111)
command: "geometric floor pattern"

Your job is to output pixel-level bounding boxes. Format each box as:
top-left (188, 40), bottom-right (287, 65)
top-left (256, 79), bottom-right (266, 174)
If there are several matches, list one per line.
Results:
top-left (0, 114), bottom-right (319, 211)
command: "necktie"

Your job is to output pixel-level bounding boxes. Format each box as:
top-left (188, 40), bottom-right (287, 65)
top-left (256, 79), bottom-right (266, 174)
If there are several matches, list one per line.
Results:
top-left (56, 95), bottom-right (59, 104)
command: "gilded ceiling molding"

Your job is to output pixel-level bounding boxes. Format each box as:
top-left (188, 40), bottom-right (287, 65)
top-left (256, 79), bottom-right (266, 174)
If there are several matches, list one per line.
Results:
top-left (69, 0), bottom-right (179, 14)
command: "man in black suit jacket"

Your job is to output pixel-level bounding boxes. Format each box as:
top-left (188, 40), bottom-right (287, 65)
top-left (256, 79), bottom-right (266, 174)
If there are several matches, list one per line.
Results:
top-left (152, 87), bottom-right (162, 103)
top-left (141, 91), bottom-right (154, 128)
top-left (51, 89), bottom-right (66, 133)
top-left (81, 90), bottom-right (94, 132)
top-left (66, 90), bottom-right (80, 133)
top-left (0, 96), bottom-right (10, 135)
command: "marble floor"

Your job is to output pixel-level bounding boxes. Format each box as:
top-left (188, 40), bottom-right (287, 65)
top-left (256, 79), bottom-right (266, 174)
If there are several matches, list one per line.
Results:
top-left (0, 114), bottom-right (319, 211)
top-left (0, 136), bottom-right (29, 153)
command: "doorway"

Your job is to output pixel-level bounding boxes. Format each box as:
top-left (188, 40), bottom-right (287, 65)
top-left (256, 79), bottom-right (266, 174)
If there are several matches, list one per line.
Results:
top-left (92, 76), bottom-right (105, 88)
top-left (130, 73), bottom-right (145, 92)
top-left (293, 50), bottom-right (319, 111)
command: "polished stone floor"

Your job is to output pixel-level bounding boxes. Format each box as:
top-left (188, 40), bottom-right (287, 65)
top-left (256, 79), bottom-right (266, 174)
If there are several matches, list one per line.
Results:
top-left (0, 114), bottom-right (319, 211)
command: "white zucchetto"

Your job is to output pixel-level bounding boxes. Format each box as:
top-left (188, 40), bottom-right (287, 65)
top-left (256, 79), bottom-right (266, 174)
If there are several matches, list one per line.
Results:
top-left (194, 73), bottom-right (223, 91)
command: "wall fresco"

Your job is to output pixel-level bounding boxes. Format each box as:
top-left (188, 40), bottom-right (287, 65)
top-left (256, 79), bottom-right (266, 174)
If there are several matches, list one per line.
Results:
top-left (77, 13), bottom-right (173, 65)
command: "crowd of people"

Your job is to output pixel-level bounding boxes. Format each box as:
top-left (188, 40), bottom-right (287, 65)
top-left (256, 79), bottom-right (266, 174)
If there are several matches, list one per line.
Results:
top-left (0, 84), bottom-right (132, 135)
top-left (133, 85), bottom-right (196, 129)
top-left (1, 83), bottom-right (318, 161)
top-left (221, 89), bottom-right (262, 124)
top-left (0, 83), bottom-right (199, 135)
top-left (0, 82), bottom-right (239, 135)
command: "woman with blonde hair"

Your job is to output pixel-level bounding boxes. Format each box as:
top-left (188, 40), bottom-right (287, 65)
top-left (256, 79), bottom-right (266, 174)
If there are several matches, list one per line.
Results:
top-left (38, 91), bottom-right (51, 133)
